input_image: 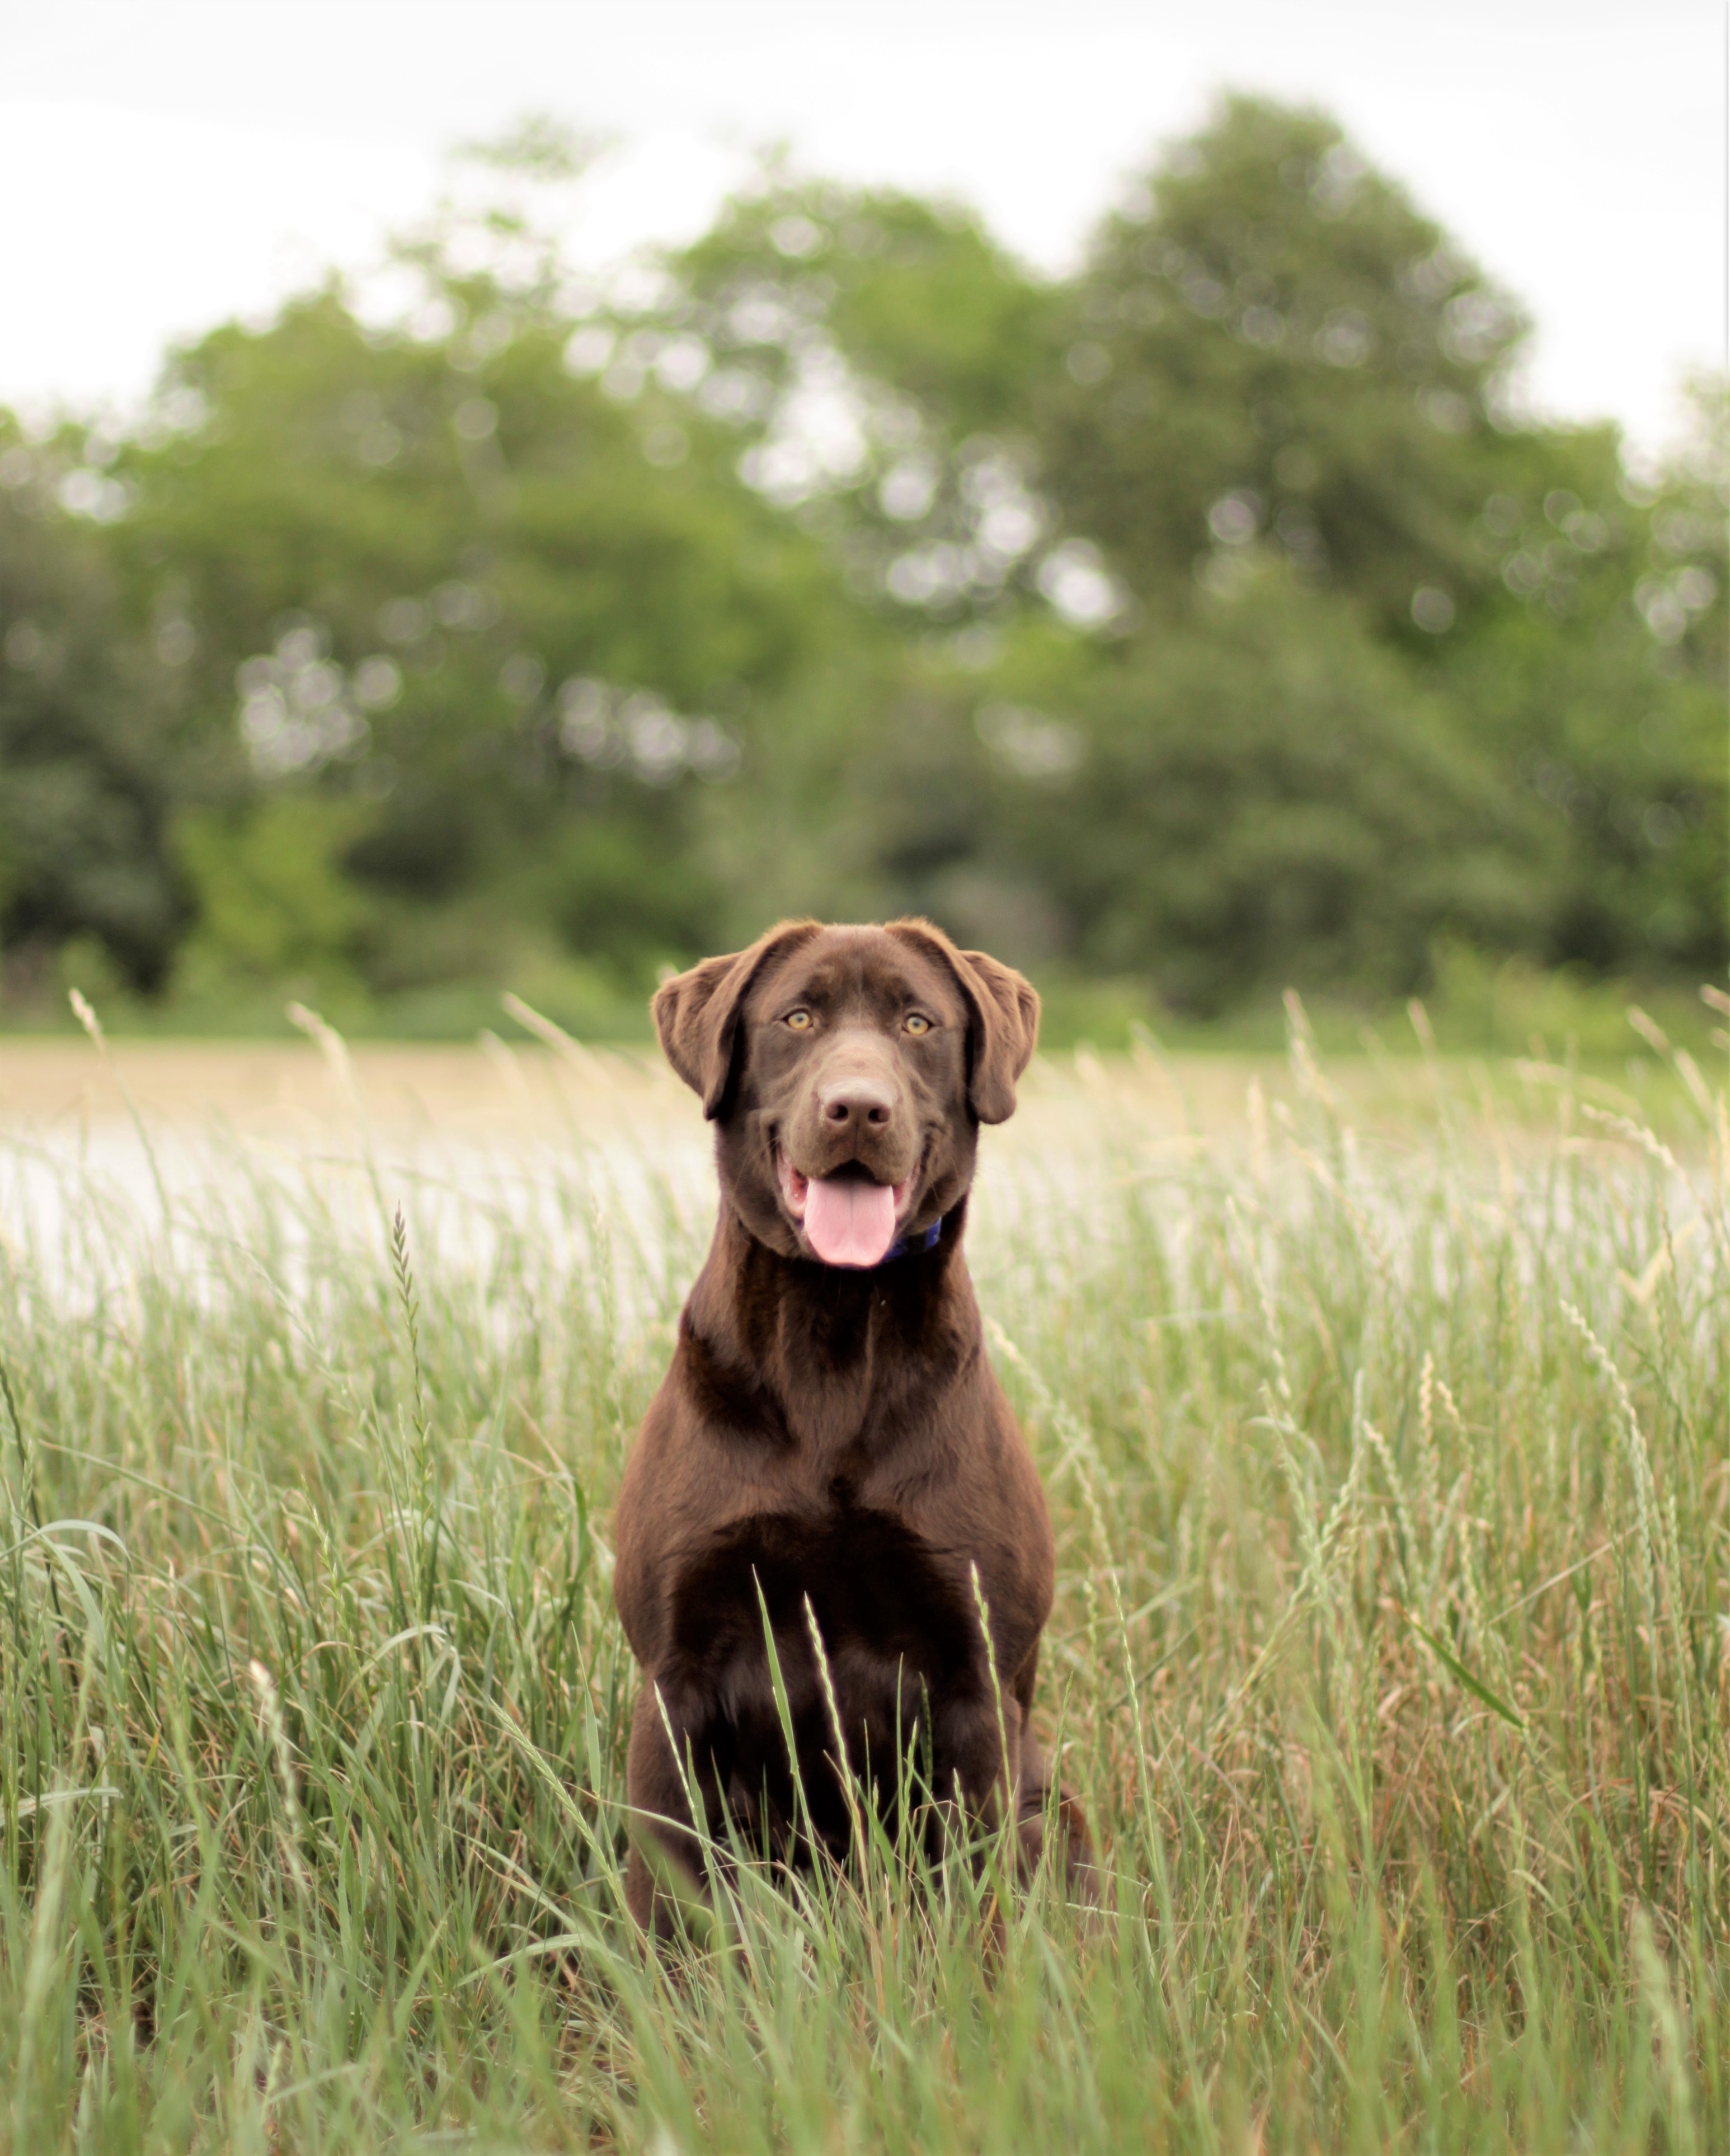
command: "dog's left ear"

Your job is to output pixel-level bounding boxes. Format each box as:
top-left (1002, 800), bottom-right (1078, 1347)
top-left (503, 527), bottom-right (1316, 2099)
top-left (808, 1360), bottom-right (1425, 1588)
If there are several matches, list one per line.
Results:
top-left (652, 919), bottom-right (823, 1119)
top-left (887, 919), bottom-right (1040, 1124)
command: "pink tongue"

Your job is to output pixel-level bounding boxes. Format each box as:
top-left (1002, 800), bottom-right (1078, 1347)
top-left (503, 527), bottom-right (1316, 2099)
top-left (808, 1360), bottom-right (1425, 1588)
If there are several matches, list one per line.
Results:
top-left (803, 1175), bottom-right (899, 1268)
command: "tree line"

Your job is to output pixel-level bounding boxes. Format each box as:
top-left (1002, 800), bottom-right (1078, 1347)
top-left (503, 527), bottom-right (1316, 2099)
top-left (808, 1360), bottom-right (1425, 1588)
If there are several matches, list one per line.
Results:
top-left (1, 96), bottom-right (1722, 1036)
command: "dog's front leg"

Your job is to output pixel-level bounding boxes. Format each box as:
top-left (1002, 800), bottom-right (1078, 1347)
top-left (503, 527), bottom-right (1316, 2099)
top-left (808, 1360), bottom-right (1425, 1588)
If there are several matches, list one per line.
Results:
top-left (623, 1679), bottom-right (723, 1937)
top-left (1013, 1720), bottom-right (1102, 1907)
top-left (937, 1688), bottom-right (1099, 1905)
top-left (933, 1687), bottom-right (1026, 1851)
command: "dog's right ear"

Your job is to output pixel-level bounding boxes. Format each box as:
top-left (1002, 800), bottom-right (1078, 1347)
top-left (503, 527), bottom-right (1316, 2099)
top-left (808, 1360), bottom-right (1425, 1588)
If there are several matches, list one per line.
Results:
top-left (652, 920), bottom-right (822, 1119)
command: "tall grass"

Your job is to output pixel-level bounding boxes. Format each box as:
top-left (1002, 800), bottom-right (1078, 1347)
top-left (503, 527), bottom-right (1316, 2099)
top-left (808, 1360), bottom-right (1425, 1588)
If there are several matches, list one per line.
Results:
top-left (0, 1009), bottom-right (1724, 2152)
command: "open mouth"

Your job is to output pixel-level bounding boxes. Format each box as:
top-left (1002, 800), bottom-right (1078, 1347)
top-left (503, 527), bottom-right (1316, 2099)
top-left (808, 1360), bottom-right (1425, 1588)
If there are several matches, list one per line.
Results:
top-left (775, 1148), bottom-right (917, 1268)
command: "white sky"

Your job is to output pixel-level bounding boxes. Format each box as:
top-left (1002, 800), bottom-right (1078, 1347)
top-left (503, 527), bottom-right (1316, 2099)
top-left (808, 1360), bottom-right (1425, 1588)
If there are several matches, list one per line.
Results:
top-left (1, 0), bottom-right (1723, 454)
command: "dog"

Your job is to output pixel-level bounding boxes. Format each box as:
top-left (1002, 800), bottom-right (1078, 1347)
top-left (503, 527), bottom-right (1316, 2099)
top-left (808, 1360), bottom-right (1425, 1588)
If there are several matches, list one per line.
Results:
top-left (613, 917), bottom-right (1097, 1933)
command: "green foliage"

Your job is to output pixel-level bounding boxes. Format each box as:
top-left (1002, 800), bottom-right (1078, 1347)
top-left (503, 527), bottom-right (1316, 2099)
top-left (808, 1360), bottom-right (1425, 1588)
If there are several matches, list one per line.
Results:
top-left (656, 96), bottom-right (1723, 1000)
top-left (1039, 93), bottom-right (1531, 632)
top-left (0, 1029), bottom-right (1724, 2146)
top-left (0, 432), bottom-right (192, 996)
top-left (678, 173), bottom-right (1056, 440)
top-left (0, 97), bottom-right (1721, 1027)
top-left (992, 573), bottom-right (1543, 1010)
top-left (173, 795), bottom-right (370, 989)
top-left (101, 263), bottom-right (884, 1002)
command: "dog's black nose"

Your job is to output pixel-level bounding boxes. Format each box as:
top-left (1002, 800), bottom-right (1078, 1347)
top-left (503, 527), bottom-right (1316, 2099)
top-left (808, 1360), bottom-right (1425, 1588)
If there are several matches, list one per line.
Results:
top-left (817, 1074), bottom-right (896, 1129)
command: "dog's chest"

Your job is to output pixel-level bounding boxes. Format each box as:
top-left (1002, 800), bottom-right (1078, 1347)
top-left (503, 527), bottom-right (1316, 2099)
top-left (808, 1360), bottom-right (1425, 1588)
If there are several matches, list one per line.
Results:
top-left (669, 1495), bottom-right (975, 1702)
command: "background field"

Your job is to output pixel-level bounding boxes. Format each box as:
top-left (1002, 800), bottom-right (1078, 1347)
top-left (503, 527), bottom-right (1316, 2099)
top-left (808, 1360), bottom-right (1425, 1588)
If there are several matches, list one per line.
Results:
top-left (0, 1008), bottom-right (1723, 2152)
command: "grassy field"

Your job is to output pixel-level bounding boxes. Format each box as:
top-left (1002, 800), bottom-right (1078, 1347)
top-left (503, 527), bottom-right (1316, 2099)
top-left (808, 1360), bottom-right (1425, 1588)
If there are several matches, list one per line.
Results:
top-left (0, 1005), bottom-right (1724, 2153)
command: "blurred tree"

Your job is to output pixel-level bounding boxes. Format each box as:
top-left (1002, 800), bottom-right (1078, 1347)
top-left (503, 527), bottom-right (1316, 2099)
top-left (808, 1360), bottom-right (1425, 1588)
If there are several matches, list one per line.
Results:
top-left (0, 105), bottom-right (1718, 1025)
top-left (1036, 95), bottom-right (1531, 635)
top-left (101, 208), bottom-right (894, 999)
top-left (0, 432), bottom-right (191, 997)
top-left (679, 171), bottom-right (1054, 437)
top-left (659, 174), bottom-right (1064, 621)
top-left (970, 575), bottom-right (1545, 1010)
top-left (172, 796), bottom-right (369, 994)
top-left (648, 101), bottom-right (1725, 996)
top-left (1435, 400), bottom-right (1726, 980)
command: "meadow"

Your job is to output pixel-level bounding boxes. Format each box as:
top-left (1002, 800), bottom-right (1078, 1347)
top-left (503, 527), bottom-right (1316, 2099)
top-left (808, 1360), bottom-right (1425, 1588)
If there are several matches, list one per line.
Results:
top-left (0, 1004), bottom-right (1724, 2153)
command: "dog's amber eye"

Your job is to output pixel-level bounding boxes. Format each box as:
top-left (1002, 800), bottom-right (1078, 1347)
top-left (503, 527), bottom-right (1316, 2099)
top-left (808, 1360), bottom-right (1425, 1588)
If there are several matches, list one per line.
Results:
top-left (785, 1009), bottom-right (813, 1031)
top-left (904, 1013), bottom-right (932, 1035)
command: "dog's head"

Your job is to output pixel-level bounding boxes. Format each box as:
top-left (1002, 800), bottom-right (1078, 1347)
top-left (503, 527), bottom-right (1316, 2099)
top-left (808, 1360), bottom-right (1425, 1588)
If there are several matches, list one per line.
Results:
top-left (652, 919), bottom-right (1039, 1267)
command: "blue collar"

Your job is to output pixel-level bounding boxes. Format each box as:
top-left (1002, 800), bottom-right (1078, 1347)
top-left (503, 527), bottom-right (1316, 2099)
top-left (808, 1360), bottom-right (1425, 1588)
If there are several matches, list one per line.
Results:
top-left (878, 1216), bottom-right (943, 1265)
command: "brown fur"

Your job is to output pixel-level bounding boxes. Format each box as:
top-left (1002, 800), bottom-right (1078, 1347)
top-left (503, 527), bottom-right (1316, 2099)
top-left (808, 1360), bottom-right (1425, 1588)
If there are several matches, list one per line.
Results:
top-left (614, 918), bottom-right (1097, 1932)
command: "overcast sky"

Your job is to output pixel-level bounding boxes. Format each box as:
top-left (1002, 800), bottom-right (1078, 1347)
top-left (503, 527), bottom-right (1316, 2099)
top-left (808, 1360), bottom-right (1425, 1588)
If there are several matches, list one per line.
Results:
top-left (1, 0), bottom-right (1722, 455)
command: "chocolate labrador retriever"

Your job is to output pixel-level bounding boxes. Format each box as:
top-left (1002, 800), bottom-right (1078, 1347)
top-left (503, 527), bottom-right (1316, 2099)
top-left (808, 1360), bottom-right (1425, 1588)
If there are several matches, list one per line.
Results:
top-left (613, 917), bottom-right (1096, 1932)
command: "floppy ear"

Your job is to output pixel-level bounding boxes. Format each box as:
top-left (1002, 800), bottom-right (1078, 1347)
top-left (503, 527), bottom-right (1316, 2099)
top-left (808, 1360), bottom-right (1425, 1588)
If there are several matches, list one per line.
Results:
top-left (887, 919), bottom-right (1040, 1124)
top-left (651, 919), bottom-right (822, 1119)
